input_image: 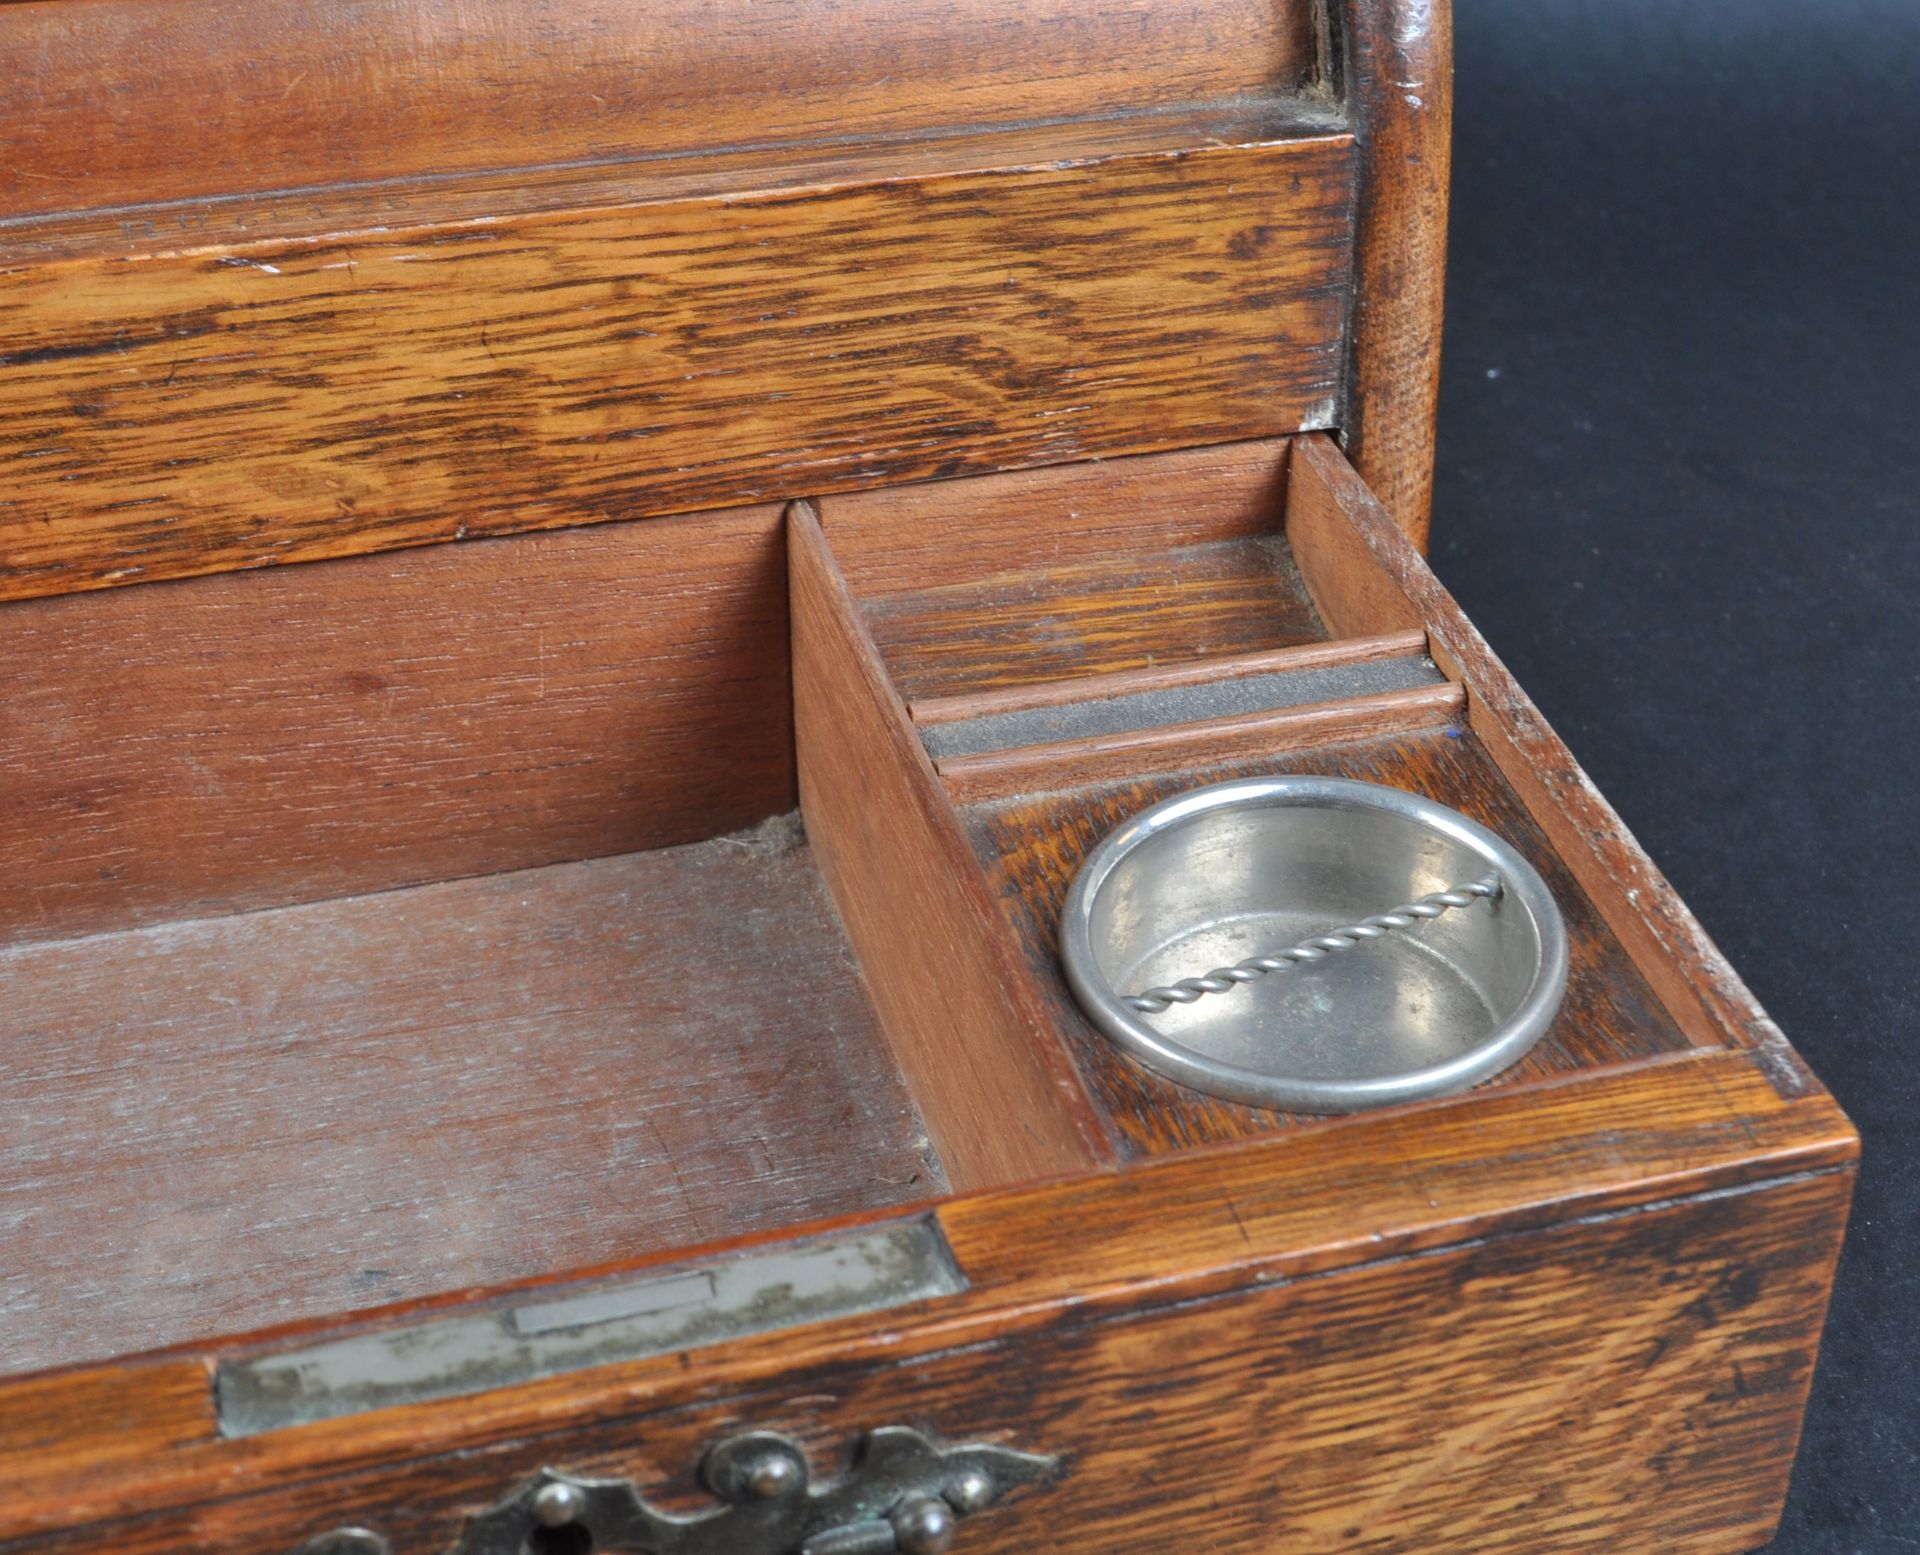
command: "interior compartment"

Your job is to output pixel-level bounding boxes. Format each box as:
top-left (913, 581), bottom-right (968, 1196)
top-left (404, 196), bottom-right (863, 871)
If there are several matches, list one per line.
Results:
top-left (959, 727), bottom-right (1695, 1157)
top-left (0, 431), bottom-right (1739, 1384)
top-left (0, 508), bottom-right (950, 1380)
top-left (865, 537), bottom-right (1328, 701)
top-left (811, 433), bottom-right (1729, 1158)
top-left (0, 823), bottom-right (942, 1377)
top-left (828, 441), bottom-right (1336, 703)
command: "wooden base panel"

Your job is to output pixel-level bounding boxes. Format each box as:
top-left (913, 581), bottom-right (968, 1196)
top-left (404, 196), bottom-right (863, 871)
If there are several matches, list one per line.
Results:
top-left (0, 823), bottom-right (943, 1379)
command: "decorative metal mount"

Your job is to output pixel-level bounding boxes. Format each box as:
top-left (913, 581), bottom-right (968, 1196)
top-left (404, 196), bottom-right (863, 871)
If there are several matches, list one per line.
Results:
top-left (410, 1426), bottom-right (1060, 1555)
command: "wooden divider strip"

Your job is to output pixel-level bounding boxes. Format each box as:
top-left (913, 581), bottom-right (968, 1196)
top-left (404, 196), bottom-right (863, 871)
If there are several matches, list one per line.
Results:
top-left (934, 681), bottom-right (1463, 805)
top-left (1284, 447), bottom-right (1430, 638)
top-left (788, 501), bottom-right (1117, 1189)
top-left (1286, 435), bottom-right (1755, 1055)
top-left (908, 629), bottom-right (1429, 724)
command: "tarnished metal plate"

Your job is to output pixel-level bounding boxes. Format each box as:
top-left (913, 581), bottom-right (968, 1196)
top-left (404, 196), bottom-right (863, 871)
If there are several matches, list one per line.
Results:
top-left (217, 1218), bottom-right (963, 1437)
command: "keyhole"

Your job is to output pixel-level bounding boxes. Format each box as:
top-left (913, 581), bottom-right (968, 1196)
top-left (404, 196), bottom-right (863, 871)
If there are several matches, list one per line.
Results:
top-left (526, 1526), bottom-right (594, 1555)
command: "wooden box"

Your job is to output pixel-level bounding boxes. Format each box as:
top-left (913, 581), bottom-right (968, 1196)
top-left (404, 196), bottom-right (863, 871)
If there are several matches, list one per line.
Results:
top-left (0, 3), bottom-right (1854, 1552)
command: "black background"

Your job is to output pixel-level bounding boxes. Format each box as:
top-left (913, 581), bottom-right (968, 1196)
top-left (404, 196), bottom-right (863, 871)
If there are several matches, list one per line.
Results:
top-left (1433, 1), bottom-right (1918, 1548)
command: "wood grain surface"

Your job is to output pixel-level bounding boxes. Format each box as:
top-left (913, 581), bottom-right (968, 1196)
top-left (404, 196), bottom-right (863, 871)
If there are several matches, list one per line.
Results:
top-left (964, 727), bottom-right (1698, 1156)
top-left (0, 1363), bottom-right (213, 1492)
top-left (1287, 446), bottom-right (1431, 636)
top-left (831, 438), bottom-right (1337, 702)
top-left (0, 824), bottom-right (942, 1377)
top-left (1338, 0), bottom-right (1454, 545)
top-left (789, 502), bottom-right (1116, 1190)
top-left (3, 103), bottom-right (1344, 267)
top-left (0, 507), bottom-right (791, 944)
top-left (0, 1049), bottom-right (1852, 1542)
top-left (817, 437), bottom-right (1297, 597)
top-left (0, 131), bottom-right (1354, 603)
top-left (0, 0), bottom-right (1319, 221)
top-left (864, 537), bottom-right (1331, 702)
top-left (2, 1156), bottom-right (1852, 1554)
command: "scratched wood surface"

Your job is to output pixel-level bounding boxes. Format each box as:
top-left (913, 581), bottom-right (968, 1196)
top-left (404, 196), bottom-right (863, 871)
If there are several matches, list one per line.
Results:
top-left (0, 129), bottom-right (1354, 603)
top-left (0, 0), bottom-right (1320, 222)
top-left (0, 822), bottom-right (943, 1378)
top-left (0, 507), bottom-right (792, 945)
top-left (1, 1165), bottom-right (1852, 1555)
top-left (963, 727), bottom-right (1698, 1157)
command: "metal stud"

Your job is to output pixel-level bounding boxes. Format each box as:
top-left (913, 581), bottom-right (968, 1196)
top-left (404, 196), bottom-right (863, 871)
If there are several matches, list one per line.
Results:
top-left (532, 1480), bottom-right (588, 1528)
top-left (701, 1431), bottom-right (811, 1506)
top-left (890, 1495), bottom-right (957, 1555)
top-left (945, 1470), bottom-right (994, 1515)
top-left (745, 1452), bottom-right (801, 1500)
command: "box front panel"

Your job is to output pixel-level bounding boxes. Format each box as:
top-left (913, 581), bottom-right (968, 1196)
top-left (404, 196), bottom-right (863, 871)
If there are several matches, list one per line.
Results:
top-left (2, 1169), bottom-right (1849, 1555)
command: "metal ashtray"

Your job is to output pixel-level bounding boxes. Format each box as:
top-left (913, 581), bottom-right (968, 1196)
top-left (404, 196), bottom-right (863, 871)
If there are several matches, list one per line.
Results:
top-left (1059, 776), bottom-right (1569, 1113)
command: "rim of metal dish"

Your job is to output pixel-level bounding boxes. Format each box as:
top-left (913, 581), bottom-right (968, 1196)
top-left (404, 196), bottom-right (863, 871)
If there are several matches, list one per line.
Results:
top-left (1058, 775), bottom-right (1570, 1113)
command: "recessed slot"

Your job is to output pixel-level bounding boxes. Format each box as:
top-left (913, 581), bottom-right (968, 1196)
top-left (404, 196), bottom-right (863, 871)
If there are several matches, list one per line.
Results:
top-left (818, 440), bottom-right (1336, 705)
top-left (908, 632), bottom-right (1429, 726)
top-left (916, 653), bottom-right (1445, 761)
top-left (528, 1527), bottom-right (593, 1555)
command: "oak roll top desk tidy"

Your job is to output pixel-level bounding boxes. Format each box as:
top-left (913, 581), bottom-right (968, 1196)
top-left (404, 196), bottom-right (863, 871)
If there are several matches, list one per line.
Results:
top-left (0, 2), bottom-right (1856, 1552)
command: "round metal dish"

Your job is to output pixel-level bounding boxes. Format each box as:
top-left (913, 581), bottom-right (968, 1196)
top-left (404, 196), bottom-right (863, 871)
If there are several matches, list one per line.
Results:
top-left (1058, 775), bottom-right (1569, 1113)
